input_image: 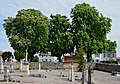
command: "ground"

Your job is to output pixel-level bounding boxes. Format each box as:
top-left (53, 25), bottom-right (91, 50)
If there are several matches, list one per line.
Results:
top-left (0, 70), bottom-right (120, 84)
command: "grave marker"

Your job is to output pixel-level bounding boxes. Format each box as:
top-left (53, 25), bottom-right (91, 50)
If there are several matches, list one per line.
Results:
top-left (71, 62), bottom-right (74, 82)
top-left (0, 56), bottom-right (3, 73)
top-left (4, 66), bottom-right (10, 82)
top-left (20, 59), bottom-right (23, 72)
top-left (23, 62), bottom-right (30, 76)
top-left (9, 56), bottom-right (14, 73)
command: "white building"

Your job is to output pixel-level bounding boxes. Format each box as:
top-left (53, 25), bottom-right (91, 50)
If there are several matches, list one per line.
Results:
top-left (35, 52), bottom-right (58, 62)
top-left (92, 53), bottom-right (116, 63)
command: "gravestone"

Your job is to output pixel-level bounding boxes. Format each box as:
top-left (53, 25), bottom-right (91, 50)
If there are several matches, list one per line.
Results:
top-left (68, 63), bottom-right (71, 80)
top-left (71, 63), bottom-right (74, 82)
top-left (0, 56), bottom-right (3, 73)
top-left (4, 66), bottom-right (10, 82)
top-left (20, 59), bottom-right (23, 72)
top-left (60, 71), bottom-right (62, 77)
top-left (9, 56), bottom-right (14, 73)
top-left (60, 63), bottom-right (63, 77)
top-left (68, 69), bottom-right (71, 80)
top-left (23, 62), bottom-right (30, 76)
top-left (68, 63), bottom-right (75, 82)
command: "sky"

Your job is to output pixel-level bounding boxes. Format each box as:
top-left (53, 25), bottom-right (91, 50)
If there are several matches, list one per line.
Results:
top-left (0, 0), bottom-right (120, 56)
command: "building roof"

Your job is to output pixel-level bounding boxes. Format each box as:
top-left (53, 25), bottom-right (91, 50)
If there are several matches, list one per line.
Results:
top-left (63, 56), bottom-right (79, 63)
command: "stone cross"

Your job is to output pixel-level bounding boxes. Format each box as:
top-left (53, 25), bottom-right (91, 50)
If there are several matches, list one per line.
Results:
top-left (0, 56), bottom-right (3, 73)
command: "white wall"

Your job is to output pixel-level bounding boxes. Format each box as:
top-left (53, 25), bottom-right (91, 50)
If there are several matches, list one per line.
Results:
top-left (39, 55), bottom-right (58, 62)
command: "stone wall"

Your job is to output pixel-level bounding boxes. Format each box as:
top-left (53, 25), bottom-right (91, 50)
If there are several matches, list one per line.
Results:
top-left (5, 62), bottom-right (120, 72)
top-left (95, 63), bottom-right (120, 72)
top-left (9, 62), bottom-right (79, 70)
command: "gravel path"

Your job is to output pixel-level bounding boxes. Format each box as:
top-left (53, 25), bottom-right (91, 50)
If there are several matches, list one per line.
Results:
top-left (0, 70), bottom-right (120, 84)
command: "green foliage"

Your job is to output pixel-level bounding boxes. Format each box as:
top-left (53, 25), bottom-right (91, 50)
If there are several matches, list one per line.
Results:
top-left (32, 56), bottom-right (39, 62)
top-left (2, 51), bottom-right (12, 61)
top-left (3, 9), bottom-right (50, 61)
top-left (104, 40), bottom-right (117, 53)
top-left (75, 40), bottom-right (86, 71)
top-left (14, 50), bottom-right (25, 62)
top-left (49, 14), bottom-right (73, 61)
top-left (70, 3), bottom-right (116, 62)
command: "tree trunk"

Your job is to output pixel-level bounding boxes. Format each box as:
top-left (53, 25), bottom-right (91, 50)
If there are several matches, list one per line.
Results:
top-left (88, 65), bottom-right (91, 84)
top-left (87, 51), bottom-right (92, 62)
top-left (58, 56), bottom-right (62, 62)
top-left (25, 49), bottom-right (28, 62)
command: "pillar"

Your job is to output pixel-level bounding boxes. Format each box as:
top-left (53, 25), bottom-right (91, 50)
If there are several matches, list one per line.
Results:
top-left (71, 63), bottom-right (74, 82)
top-left (23, 62), bottom-right (30, 76)
top-left (0, 56), bottom-right (3, 73)
top-left (4, 66), bottom-right (10, 82)
top-left (68, 63), bottom-right (71, 80)
top-left (9, 56), bottom-right (14, 73)
top-left (20, 59), bottom-right (23, 72)
top-left (39, 62), bottom-right (41, 71)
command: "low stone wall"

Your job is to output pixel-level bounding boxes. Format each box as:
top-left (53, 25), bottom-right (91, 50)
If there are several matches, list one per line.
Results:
top-left (95, 63), bottom-right (120, 72)
top-left (9, 62), bottom-right (79, 70)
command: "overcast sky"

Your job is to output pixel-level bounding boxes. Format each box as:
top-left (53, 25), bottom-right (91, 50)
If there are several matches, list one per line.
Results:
top-left (0, 0), bottom-right (120, 56)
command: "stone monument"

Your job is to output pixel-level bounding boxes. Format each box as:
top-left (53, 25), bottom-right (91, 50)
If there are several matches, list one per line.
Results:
top-left (68, 63), bottom-right (74, 82)
top-left (0, 56), bottom-right (3, 73)
top-left (4, 66), bottom-right (10, 82)
top-left (9, 56), bottom-right (14, 73)
top-left (68, 63), bottom-right (71, 80)
top-left (23, 62), bottom-right (30, 76)
top-left (23, 50), bottom-right (30, 76)
top-left (38, 56), bottom-right (41, 71)
top-left (20, 59), bottom-right (23, 72)
top-left (71, 62), bottom-right (74, 82)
